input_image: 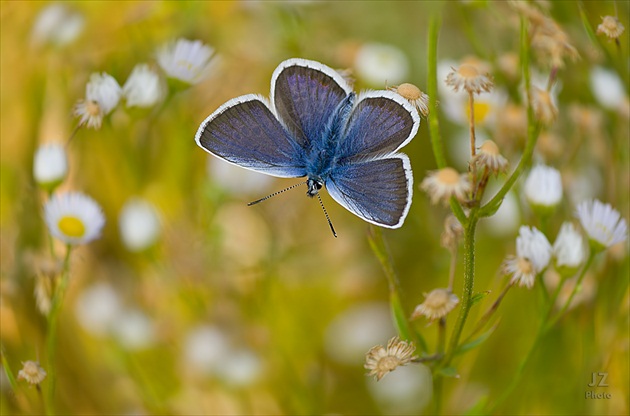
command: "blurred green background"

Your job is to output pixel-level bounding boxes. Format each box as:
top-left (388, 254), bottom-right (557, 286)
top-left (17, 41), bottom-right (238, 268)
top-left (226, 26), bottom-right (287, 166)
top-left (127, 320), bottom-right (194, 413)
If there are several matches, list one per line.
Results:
top-left (1, 1), bottom-right (628, 414)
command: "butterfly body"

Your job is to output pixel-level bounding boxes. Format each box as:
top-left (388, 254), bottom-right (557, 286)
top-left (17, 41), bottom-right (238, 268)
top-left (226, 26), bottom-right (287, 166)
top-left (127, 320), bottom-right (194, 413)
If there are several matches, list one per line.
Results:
top-left (196, 58), bottom-right (420, 229)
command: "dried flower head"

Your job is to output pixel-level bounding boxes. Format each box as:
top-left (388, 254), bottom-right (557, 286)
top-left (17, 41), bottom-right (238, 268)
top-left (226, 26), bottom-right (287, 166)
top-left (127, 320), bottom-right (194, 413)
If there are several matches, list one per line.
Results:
top-left (388, 83), bottom-right (429, 117)
top-left (441, 215), bottom-right (464, 251)
top-left (365, 337), bottom-right (417, 381)
top-left (421, 167), bottom-right (471, 206)
top-left (531, 86), bottom-right (558, 125)
top-left (411, 288), bottom-right (460, 321)
top-left (530, 25), bottom-right (579, 69)
top-left (17, 361), bottom-right (47, 385)
top-left (473, 140), bottom-right (508, 174)
top-left (445, 63), bottom-right (493, 94)
top-left (597, 15), bottom-right (625, 39)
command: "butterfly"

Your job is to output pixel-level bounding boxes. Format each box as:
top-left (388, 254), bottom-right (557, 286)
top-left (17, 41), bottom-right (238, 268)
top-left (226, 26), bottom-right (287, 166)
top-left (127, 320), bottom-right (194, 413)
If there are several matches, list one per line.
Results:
top-left (195, 58), bottom-right (420, 236)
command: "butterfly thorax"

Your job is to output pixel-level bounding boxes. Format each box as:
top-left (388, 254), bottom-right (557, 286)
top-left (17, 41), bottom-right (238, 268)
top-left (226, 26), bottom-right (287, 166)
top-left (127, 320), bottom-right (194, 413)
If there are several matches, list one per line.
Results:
top-left (304, 92), bottom-right (355, 190)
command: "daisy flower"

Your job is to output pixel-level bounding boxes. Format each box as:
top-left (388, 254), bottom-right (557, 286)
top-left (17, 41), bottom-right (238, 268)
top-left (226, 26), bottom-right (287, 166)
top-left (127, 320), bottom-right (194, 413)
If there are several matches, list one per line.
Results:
top-left (73, 72), bottom-right (122, 129)
top-left (411, 288), bottom-right (459, 321)
top-left (354, 42), bottom-right (409, 87)
top-left (553, 222), bottom-right (585, 276)
top-left (122, 64), bottom-right (164, 108)
top-left (503, 225), bottom-right (552, 288)
top-left (33, 143), bottom-right (67, 190)
top-left (524, 165), bottom-right (563, 212)
top-left (421, 167), bottom-right (471, 205)
top-left (119, 198), bottom-right (161, 252)
top-left (44, 192), bottom-right (105, 245)
top-left (365, 337), bottom-right (417, 381)
top-left (576, 199), bottom-right (627, 251)
top-left (157, 38), bottom-right (216, 85)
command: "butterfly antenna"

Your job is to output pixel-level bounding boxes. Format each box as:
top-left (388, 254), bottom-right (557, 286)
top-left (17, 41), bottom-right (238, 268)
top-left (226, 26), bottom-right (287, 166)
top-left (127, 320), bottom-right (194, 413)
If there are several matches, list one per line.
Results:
top-left (247, 181), bottom-right (307, 206)
top-left (316, 192), bottom-right (337, 238)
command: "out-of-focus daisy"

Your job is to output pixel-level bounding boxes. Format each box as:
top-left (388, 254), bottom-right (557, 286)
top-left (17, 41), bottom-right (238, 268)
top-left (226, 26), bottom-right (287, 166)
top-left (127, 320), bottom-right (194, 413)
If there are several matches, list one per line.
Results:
top-left (216, 348), bottom-right (263, 387)
top-left (33, 143), bottom-right (67, 191)
top-left (411, 288), bottom-right (459, 321)
top-left (73, 72), bottom-right (122, 129)
top-left (576, 199), bottom-right (627, 252)
top-left (31, 4), bottom-right (84, 48)
top-left (75, 281), bottom-right (122, 337)
top-left (183, 325), bottom-right (231, 374)
top-left (365, 337), bottom-right (417, 381)
top-left (524, 164), bottom-right (562, 213)
top-left (597, 16), bottom-right (625, 39)
top-left (157, 38), bottom-right (216, 86)
top-left (445, 63), bottom-right (493, 95)
top-left (325, 303), bottom-right (394, 365)
top-left (354, 42), bottom-right (409, 87)
top-left (481, 189), bottom-right (521, 238)
top-left (207, 157), bottom-right (273, 196)
top-left (421, 167), bottom-right (471, 206)
top-left (44, 192), bottom-right (105, 246)
top-left (122, 64), bottom-right (164, 108)
top-left (590, 66), bottom-right (627, 111)
top-left (112, 309), bottom-right (156, 350)
top-left (497, 52), bottom-right (520, 81)
top-left (119, 198), bottom-right (161, 252)
top-left (473, 140), bottom-right (508, 174)
top-left (502, 225), bottom-right (552, 288)
top-left (553, 222), bottom-right (585, 276)
top-left (17, 361), bottom-right (47, 385)
top-left (387, 83), bottom-right (429, 117)
top-left (367, 363), bottom-right (432, 415)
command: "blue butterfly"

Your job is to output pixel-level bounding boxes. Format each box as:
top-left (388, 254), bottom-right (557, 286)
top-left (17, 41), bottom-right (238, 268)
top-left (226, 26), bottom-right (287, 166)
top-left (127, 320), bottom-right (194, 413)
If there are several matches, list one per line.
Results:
top-left (195, 58), bottom-right (420, 235)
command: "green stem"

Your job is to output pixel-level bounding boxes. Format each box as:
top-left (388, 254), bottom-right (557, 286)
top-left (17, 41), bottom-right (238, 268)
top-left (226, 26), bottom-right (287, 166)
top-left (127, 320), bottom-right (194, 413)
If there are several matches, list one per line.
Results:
top-left (367, 226), bottom-right (427, 352)
top-left (427, 13), bottom-right (447, 170)
top-left (444, 212), bottom-right (478, 364)
top-left (45, 244), bottom-right (72, 415)
top-left (487, 253), bottom-right (595, 412)
top-left (0, 345), bottom-right (18, 391)
top-left (546, 251), bottom-right (595, 330)
top-left (480, 17), bottom-right (540, 218)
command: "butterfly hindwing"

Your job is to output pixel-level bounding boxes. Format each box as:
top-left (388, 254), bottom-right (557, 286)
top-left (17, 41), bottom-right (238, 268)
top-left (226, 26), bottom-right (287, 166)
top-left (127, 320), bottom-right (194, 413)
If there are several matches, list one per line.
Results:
top-left (325, 155), bottom-right (413, 228)
top-left (338, 91), bottom-right (420, 163)
top-left (271, 58), bottom-right (352, 149)
top-left (195, 94), bottom-right (307, 178)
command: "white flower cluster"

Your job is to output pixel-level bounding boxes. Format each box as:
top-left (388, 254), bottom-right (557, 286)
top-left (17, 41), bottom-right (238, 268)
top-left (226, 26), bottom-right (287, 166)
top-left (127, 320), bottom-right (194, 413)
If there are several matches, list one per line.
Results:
top-left (73, 38), bottom-right (216, 129)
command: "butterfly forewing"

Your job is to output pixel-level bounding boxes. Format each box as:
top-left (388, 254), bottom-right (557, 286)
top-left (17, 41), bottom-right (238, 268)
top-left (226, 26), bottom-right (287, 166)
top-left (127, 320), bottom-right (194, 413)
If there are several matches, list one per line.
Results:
top-left (272, 59), bottom-right (352, 149)
top-left (338, 91), bottom-right (420, 163)
top-left (195, 95), bottom-right (307, 178)
top-left (326, 155), bottom-right (413, 228)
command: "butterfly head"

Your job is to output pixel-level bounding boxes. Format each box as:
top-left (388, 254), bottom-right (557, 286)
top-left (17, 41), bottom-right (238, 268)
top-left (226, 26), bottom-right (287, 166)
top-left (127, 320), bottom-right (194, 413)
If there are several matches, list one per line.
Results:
top-left (306, 177), bottom-right (324, 197)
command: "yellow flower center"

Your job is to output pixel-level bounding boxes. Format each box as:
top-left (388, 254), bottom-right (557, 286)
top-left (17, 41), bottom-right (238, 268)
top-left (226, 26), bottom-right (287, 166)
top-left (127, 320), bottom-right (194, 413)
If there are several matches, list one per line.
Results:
top-left (466, 101), bottom-right (492, 123)
top-left (58, 216), bottom-right (86, 238)
top-left (437, 168), bottom-right (460, 185)
top-left (518, 257), bottom-right (534, 275)
top-left (86, 100), bottom-right (101, 117)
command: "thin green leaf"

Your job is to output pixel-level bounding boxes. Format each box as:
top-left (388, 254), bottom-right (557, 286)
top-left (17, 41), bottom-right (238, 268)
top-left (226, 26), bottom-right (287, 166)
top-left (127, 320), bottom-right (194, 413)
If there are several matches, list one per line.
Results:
top-left (455, 320), bottom-right (500, 356)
